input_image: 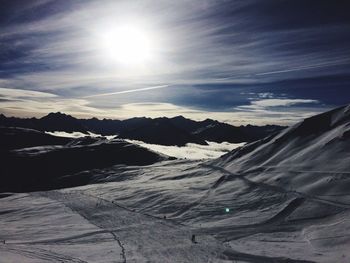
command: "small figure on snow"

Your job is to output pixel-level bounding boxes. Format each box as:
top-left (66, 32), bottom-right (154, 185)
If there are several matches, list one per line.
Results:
top-left (191, 234), bottom-right (197, 243)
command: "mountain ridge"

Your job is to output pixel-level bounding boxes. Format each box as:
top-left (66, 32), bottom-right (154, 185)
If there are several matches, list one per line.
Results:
top-left (0, 112), bottom-right (285, 145)
top-left (211, 103), bottom-right (350, 200)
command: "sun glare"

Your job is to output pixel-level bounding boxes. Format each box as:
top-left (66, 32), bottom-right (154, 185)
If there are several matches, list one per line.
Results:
top-left (98, 24), bottom-right (156, 66)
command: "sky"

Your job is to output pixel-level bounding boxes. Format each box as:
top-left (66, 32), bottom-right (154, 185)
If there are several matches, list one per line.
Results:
top-left (0, 0), bottom-right (349, 125)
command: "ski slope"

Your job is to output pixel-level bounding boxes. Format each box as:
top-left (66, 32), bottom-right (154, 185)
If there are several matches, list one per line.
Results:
top-left (0, 190), bottom-right (229, 263)
top-left (1, 105), bottom-right (350, 262)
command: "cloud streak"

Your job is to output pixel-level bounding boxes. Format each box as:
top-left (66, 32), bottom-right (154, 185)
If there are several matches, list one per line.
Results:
top-left (250, 99), bottom-right (318, 108)
top-left (0, 87), bottom-right (324, 125)
top-left (0, 1), bottom-right (349, 122)
top-left (83, 85), bottom-right (169, 98)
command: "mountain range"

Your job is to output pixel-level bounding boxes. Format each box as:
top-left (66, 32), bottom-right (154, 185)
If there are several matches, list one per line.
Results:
top-left (0, 112), bottom-right (284, 146)
top-left (1, 104), bottom-right (350, 262)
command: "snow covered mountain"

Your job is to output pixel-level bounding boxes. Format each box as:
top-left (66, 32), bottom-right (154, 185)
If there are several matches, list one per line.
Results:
top-left (1, 105), bottom-right (350, 262)
top-left (212, 103), bottom-right (350, 199)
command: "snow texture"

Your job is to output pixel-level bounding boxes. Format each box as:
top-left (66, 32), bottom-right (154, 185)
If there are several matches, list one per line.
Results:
top-left (1, 104), bottom-right (350, 262)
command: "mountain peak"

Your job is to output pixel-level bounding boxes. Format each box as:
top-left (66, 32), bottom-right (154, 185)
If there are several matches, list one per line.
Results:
top-left (42, 112), bottom-right (75, 119)
top-left (285, 104), bottom-right (350, 138)
top-left (39, 112), bottom-right (86, 132)
top-left (172, 115), bottom-right (187, 120)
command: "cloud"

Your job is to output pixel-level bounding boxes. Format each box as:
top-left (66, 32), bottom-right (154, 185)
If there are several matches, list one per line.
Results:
top-left (0, 87), bottom-right (103, 117)
top-left (109, 102), bottom-right (324, 126)
top-left (0, 88), bottom-right (324, 125)
top-left (125, 139), bottom-right (245, 160)
top-left (252, 99), bottom-right (318, 108)
top-left (236, 98), bottom-right (319, 113)
top-left (0, 1), bottom-right (349, 121)
top-left (0, 87), bottom-right (57, 99)
top-left (45, 129), bottom-right (245, 160)
top-left (46, 131), bottom-right (117, 140)
top-left (1, 0), bottom-right (349, 93)
top-left (83, 85), bottom-right (169, 98)
top-left (258, 93), bottom-right (274, 99)
top-left (255, 58), bottom-right (350, 76)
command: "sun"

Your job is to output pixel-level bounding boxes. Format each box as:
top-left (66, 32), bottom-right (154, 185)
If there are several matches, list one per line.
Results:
top-left (98, 24), bottom-right (156, 66)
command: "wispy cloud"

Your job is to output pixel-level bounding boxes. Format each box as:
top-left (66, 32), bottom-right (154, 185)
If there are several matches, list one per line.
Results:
top-left (1, 1), bottom-right (349, 90)
top-left (255, 58), bottom-right (350, 76)
top-left (0, 87), bottom-right (57, 99)
top-left (83, 85), bottom-right (169, 98)
top-left (235, 98), bottom-right (320, 119)
top-left (0, 87), bottom-right (102, 117)
top-left (0, 0), bottom-right (349, 121)
top-left (0, 87), bottom-right (324, 125)
top-left (249, 99), bottom-right (318, 108)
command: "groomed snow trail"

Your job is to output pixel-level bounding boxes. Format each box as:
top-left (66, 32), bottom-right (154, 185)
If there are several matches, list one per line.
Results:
top-left (38, 190), bottom-right (228, 263)
top-left (0, 190), bottom-right (319, 262)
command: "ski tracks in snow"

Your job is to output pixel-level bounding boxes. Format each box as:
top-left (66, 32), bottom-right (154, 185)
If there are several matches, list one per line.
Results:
top-left (38, 191), bottom-right (128, 263)
top-left (38, 190), bottom-right (226, 263)
top-left (0, 244), bottom-right (88, 263)
top-left (110, 232), bottom-right (126, 263)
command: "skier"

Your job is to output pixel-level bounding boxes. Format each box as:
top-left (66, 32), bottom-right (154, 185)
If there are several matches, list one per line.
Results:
top-left (191, 234), bottom-right (197, 243)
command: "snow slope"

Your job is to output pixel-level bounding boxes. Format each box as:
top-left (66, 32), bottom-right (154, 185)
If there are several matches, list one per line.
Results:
top-left (0, 190), bottom-right (231, 263)
top-left (57, 158), bottom-right (349, 262)
top-left (212, 103), bottom-right (350, 202)
top-left (1, 105), bottom-right (350, 262)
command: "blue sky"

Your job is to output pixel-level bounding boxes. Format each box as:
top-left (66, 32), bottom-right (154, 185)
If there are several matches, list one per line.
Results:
top-left (0, 0), bottom-right (349, 125)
